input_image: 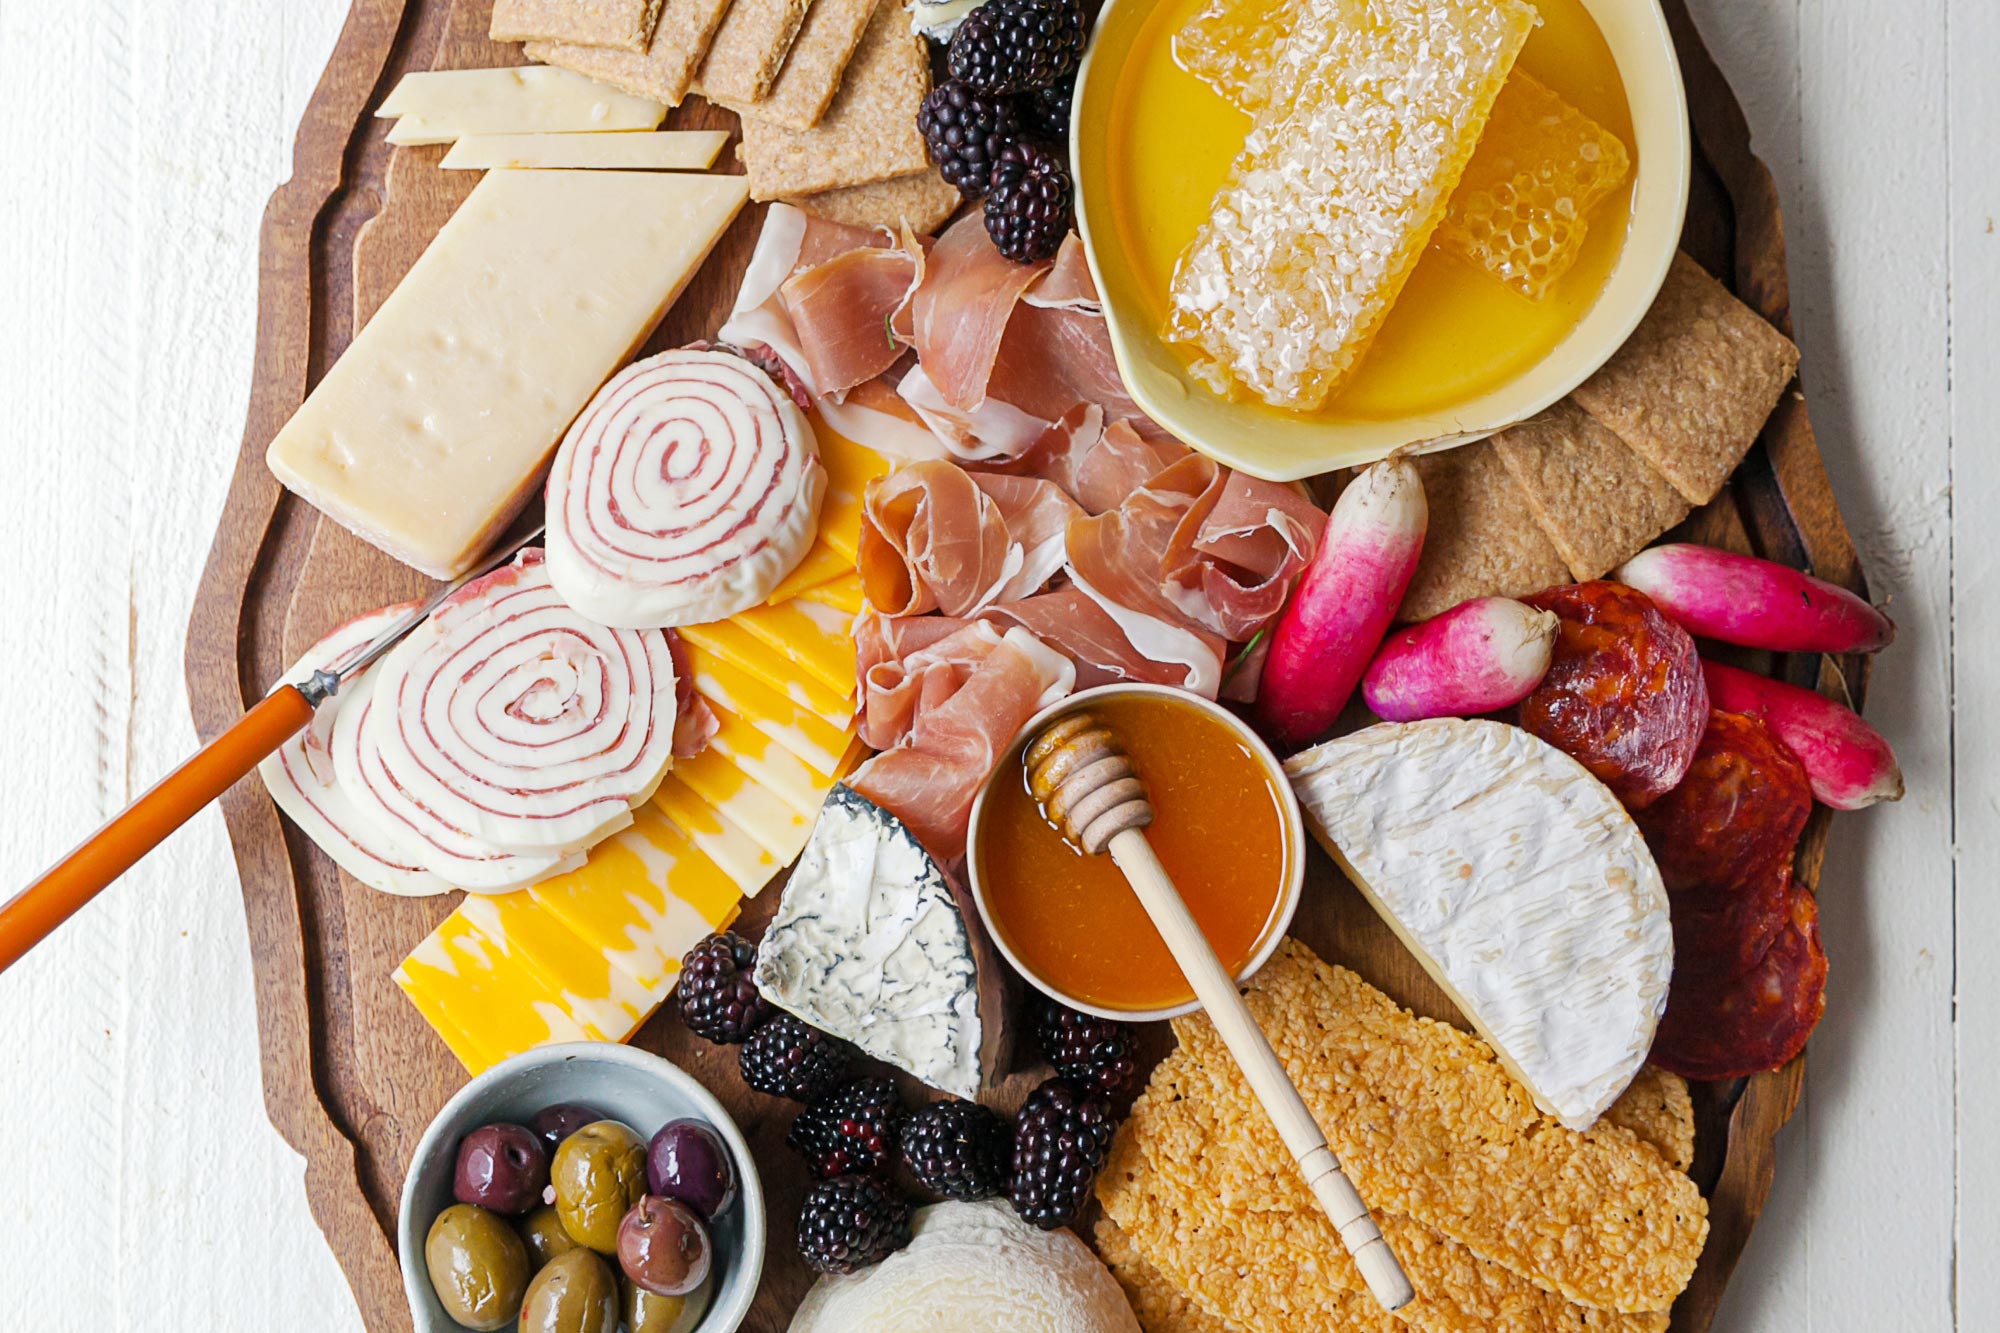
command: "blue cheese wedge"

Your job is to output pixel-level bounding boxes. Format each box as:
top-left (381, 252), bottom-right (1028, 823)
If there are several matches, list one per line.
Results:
top-left (754, 785), bottom-right (1004, 1098)
top-left (1285, 718), bottom-right (1671, 1130)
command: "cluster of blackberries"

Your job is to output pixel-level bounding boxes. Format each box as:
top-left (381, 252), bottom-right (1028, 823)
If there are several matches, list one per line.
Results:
top-left (918, 0), bottom-right (1090, 263)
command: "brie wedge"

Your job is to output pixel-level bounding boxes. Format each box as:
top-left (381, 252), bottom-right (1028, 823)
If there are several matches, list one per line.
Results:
top-left (1286, 718), bottom-right (1671, 1129)
top-left (754, 785), bottom-right (1004, 1098)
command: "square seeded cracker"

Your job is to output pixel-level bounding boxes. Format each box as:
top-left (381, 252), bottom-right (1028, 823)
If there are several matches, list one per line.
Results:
top-left (694, 0), bottom-right (814, 105)
top-left (787, 166), bottom-right (960, 233)
top-left (739, 0), bottom-right (931, 199)
top-left (493, 0), bottom-right (663, 52)
top-left (715, 0), bottom-right (877, 129)
top-left (526, 0), bottom-right (733, 105)
top-left (1398, 442), bottom-right (1573, 622)
top-left (1490, 398), bottom-right (1691, 581)
top-left (1571, 250), bottom-right (1801, 505)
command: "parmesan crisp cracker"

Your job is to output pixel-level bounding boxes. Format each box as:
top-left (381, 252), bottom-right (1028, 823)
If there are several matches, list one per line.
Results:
top-left (1095, 1219), bottom-right (1250, 1333)
top-left (1490, 399), bottom-right (1691, 581)
top-left (788, 166), bottom-right (960, 233)
top-left (1174, 942), bottom-right (1706, 1314)
top-left (1399, 442), bottom-right (1571, 622)
top-left (1603, 1065), bottom-right (1697, 1174)
top-left (739, 0), bottom-right (931, 199)
top-left (695, 0), bottom-right (813, 105)
top-left (493, 0), bottom-right (663, 52)
top-left (526, 0), bottom-right (733, 105)
top-left (716, 0), bottom-right (876, 127)
top-left (1571, 251), bottom-right (1800, 506)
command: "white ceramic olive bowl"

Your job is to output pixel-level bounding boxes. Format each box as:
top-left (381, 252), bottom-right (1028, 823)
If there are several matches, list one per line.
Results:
top-left (398, 1042), bottom-right (765, 1333)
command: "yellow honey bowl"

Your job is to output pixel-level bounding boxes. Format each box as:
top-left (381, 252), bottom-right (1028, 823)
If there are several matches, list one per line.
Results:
top-left (1070, 0), bottom-right (1691, 482)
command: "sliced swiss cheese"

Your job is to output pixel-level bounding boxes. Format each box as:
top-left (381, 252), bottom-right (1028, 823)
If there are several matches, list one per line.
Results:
top-left (440, 130), bottom-right (729, 170)
top-left (378, 66), bottom-right (666, 142)
top-left (1285, 718), bottom-right (1672, 1130)
top-left (266, 169), bottom-right (748, 578)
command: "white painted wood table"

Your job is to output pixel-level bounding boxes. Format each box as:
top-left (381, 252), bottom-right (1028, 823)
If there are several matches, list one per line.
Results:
top-left (0, 0), bottom-right (1978, 1327)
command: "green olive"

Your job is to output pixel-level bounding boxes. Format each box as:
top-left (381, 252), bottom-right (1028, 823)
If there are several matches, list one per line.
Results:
top-left (551, 1121), bottom-right (647, 1254)
top-left (519, 1248), bottom-right (619, 1333)
top-left (425, 1203), bottom-right (530, 1331)
top-left (622, 1272), bottom-right (711, 1333)
top-left (518, 1204), bottom-right (581, 1270)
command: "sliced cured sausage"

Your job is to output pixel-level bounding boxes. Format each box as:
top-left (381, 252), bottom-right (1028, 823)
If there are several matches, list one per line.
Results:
top-left (1652, 881), bottom-right (1827, 1081)
top-left (1669, 857), bottom-right (1799, 982)
top-left (1633, 710), bottom-right (1813, 892)
top-left (1519, 581), bottom-right (1708, 808)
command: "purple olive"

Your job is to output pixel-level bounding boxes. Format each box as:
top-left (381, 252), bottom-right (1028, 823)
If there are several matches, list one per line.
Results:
top-left (617, 1196), bottom-right (712, 1297)
top-left (454, 1123), bottom-right (550, 1216)
top-left (530, 1102), bottom-right (611, 1156)
top-left (646, 1119), bottom-right (737, 1220)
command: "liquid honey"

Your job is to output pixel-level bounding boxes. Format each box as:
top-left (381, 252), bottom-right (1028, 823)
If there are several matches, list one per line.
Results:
top-left (1105, 0), bottom-right (1637, 421)
top-left (975, 695), bottom-right (1292, 1013)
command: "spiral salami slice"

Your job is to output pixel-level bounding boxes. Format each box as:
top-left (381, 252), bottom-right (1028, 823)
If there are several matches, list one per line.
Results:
top-left (256, 604), bottom-right (451, 898)
top-left (547, 348), bottom-right (826, 628)
top-left (344, 549), bottom-right (678, 892)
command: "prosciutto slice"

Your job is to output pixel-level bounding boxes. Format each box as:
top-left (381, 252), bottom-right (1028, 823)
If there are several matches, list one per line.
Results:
top-left (547, 349), bottom-right (826, 629)
top-left (849, 624), bottom-right (1075, 860)
top-left (910, 209), bottom-right (1052, 413)
top-left (346, 549), bottom-right (679, 892)
top-left (989, 407), bottom-right (1191, 514)
top-left (858, 461), bottom-right (1082, 616)
top-left (257, 603), bottom-right (451, 898)
top-left (780, 244), bottom-right (921, 395)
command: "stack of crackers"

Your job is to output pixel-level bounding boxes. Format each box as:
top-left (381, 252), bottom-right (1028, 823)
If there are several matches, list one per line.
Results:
top-left (1095, 940), bottom-right (1709, 1333)
top-left (493, 0), bottom-right (957, 231)
top-left (1398, 252), bottom-right (1801, 620)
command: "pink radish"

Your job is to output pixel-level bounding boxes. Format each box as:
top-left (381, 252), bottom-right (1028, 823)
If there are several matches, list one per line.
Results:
top-left (1362, 597), bottom-right (1558, 722)
top-left (1615, 544), bottom-right (1894, 653)
top-left (1703, 660), bottom-right (1904, 809)
top-left (1254, 458), bottom-right (1427, 749)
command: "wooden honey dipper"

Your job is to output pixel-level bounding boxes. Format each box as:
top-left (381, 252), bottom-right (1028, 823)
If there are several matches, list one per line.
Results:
top-left (1026, 713), bottom-right (1416, 1314)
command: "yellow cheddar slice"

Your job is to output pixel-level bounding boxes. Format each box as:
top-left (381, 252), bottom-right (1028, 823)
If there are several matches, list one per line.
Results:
top-left (705, 702), bottom-right (828, 817)
top-left (731, 598), bottom-right (859, 698)
top-left (674, 747), bottom-right (816, 864)
top-left (812, 419), bottom-right (891, 561)
top-left (765, 541), bottom-right (855, 605)
top-left (679, 619), bottom-right (854, 722)
top-left (391, 957), bottom-right (493, 1071)
top-left (454, 893), bottom-right (655, 1039)
top-left (653, 775), bottom-right (787, 892)
top-left (797, 572), bottom-right (865, 615)
top-left (685, 646), bottom-right (857, 775)
top-left (395, 922), bottom-right (598, 1073)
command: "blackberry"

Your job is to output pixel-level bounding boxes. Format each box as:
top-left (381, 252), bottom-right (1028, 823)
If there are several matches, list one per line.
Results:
top-left (739, 1014), bottom-right (852, 1102)
top-left (984, 141), bottom-right (1072, 265)
top-left (788, 1078), bottom-right (906, 1178)
top-left (1008, 1077), bottom-right (1116, 1229)
top-left (946, 0), bottom-right (1085, 96)
top-left (1034, 1000), bottom-right (1143, 1104)
top-left (797, 1175), bottom-right (915, 1274)
top-left (901, 1099), bottom-right (1012, 1201)
top-left (676, 931), bottom-right (773, 1044)
top-left (918, 80), bottom-right (1022, 199)
top-left (1017, 76), bottom-right (1075, 144)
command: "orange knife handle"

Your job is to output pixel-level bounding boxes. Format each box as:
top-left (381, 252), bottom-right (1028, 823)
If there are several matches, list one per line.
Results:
top-left (0, 684), bottom-right (315, 974)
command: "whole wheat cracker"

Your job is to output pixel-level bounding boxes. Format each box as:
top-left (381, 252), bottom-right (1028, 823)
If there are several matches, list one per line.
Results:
top-left (1398, 442), bottom-right (1572, 622)
top-left (738, 0), bottom-right (931, 199)
top-left (694, 0), bottom-right (813, 105)
top-left (1570, 251), bottom-right (1800, 506)
top-left (715, 0), bottom-right (876, 128)
top-left (1490, 399), bottom-right (1691, 580)
top-left (1175, 942), bottom-right (1707, 1314)
top-left (493, 0), bottom-right (663, 52)
top-left (787, 166), bottom-right (960, 234)
top-left (525, 0), bottom-right (733, 105)
top-left (1094, 1218), bottom-right (1250, 1333)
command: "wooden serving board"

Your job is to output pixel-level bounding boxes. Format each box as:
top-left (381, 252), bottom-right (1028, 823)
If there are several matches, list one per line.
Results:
top-left (184, 2), bottom-right (1870, 1328)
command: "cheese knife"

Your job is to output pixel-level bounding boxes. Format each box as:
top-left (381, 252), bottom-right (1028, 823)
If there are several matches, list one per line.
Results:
top-left (0, 523), bottom-right (545, 974)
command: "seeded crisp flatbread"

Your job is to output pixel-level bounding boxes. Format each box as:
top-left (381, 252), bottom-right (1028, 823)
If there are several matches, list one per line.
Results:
top-left (1604, 1065), bottom-right (1697, 1174)
top-left (695, 0), bottom-right (813, 105)
top-left (1399, 442), bottom-right (1572, 622)
top-left (1095, 1219), bottom-right (1249, 1333)
top-left (788, 167), bottom-right (960, 233)
top-left (739, 0), bottom-right (932, 199)
top-left (1571, 251), bottom-right (1800, 506)
top-left (716, 0), bottom-right (878, 128)
top-left (526, 0), bottom-right (733, 105)
top-left (1490, 399), bottom-right (1692, 580)
top-left (493, 0), bottom-right (663, 51)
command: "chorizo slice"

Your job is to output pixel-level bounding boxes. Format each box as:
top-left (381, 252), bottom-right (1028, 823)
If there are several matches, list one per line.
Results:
top-left (1652, 882), bottom-right (1828, 1081)
top-left (1635, 710), bottom-right (1813, 892)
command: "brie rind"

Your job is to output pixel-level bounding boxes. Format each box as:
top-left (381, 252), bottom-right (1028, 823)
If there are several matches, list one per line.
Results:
top-left (754, 785), bottom-right (1003, 1098)
top-left (1286, 718), bottom-right (1671, 1130)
